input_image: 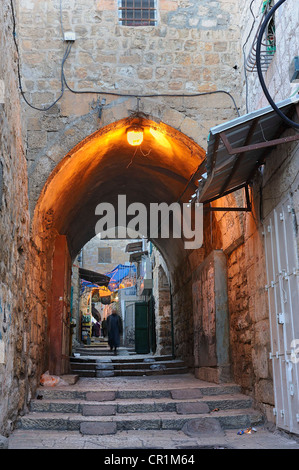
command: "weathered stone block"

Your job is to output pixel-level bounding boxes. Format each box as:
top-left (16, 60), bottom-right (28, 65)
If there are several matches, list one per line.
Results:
top-left (160, 0), bottom-right (178, 11)
top-left (0, 435), bottom-right (9, 449)
top-left (85, 391), bottom-right (116, 401)
top-left (80, 422), bottom-right (117, 435)
top-left (82, 404), bottom-right (116, 416)
top-left (176, 402), bottom-right (210, 415)
top-left (60, 92), bottom-right (93, 117)
top-left (27, 131), bottom-right (47, 149)
top-left (171, 388), bottom-right (203, 400)
top-left (182, 418), bottom-right (224, 437)
top-left (96, 370), bottom-right (115, 378)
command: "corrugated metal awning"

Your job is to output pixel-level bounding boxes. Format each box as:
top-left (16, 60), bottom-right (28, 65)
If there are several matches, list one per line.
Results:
top-left (129, 250), bottom-right (148, 262)
top-left (125, 241), bottom-right (143, 252)
top-left (197, 94), bottom-right (299, 206)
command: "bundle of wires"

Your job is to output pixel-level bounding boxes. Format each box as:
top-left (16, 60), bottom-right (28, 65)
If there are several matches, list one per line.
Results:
top-left (256, 0), bottom-right (299, 130)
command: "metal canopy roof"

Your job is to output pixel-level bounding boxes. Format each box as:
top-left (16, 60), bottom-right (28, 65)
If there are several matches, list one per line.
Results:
top-left (197, 94), bottom-right (299, 207)
top-left (125, 241), bottom-right (143, 253)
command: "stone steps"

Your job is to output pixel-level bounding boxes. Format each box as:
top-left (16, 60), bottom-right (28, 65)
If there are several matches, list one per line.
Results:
top-left (16, 382), bottom-right (264, 436)
top-left (70, 355), bottom-right (189, 377)
top-left (18, 409), bottom-right (262, 435)
top-left (34, 383), bottom-right (243, 400)
top-left (30, 394), bottom-right (254, 414)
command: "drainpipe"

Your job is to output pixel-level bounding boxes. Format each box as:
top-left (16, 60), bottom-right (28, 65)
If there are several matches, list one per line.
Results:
top-left (169, 281), bottom-right (175, 359)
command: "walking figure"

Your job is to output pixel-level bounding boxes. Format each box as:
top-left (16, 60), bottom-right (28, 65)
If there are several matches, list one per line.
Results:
top-left (107, 308), bottom-right (123, 355)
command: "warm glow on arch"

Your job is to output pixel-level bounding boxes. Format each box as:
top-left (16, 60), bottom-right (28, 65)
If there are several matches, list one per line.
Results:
top-left (32, 117), bottom-right (206, 268)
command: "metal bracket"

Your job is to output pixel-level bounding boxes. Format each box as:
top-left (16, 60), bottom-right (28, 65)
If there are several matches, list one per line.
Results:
top-left (219, 130), bottom-right (299, 155)
top-left (277, 313), bottom-right (285, 324)
top-left (203, 184), bottom-right (252, 212)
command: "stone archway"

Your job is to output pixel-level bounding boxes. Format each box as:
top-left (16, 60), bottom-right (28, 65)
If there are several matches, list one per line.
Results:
top-left (31, 116), bottom-right (206, 375)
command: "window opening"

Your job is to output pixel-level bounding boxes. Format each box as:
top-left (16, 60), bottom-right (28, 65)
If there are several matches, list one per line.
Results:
top-left (118, 0), bottom-right (157, 27)
top-left (98, 247), bottom-right (112, 264)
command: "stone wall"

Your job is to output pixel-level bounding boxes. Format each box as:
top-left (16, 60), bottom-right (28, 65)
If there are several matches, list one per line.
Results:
top-left (233, 0), bottom-right (299, 423)
top-left (2, 0), bottom-right (297, 436)
top-left (0, 0), bottom-right (30, 436)
top-left (241, 0), bottom-right (299, 112)
top-left (152, 250), bottom-right (172, 356)
top-left (17, 0), bottom-right (243, 212)
top-left (16, 0), bottom-right (245, 377)
top-left (192, 250), bottom-right (230, 384)
top-left (81, 236), bottom-right (136, 274)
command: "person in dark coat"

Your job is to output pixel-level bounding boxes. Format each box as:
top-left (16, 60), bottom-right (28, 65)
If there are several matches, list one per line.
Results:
top-left (107, 308), bottom-right (123, 354)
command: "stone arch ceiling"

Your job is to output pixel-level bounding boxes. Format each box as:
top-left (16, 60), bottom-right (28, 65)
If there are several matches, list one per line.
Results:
top-left (34, 118), bottom-right (205, 272)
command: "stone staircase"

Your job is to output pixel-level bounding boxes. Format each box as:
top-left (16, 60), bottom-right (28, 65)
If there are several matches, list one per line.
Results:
top-left (70, 355), bottom-right (189, 377)
top-left (16, 381), bottom-right (263, 436)
top-left (73, 339), bottom-right (115, 357)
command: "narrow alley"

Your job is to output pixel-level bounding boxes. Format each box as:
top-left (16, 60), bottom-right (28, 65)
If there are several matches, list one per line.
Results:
top-left (1, 0), bottom-right (299, 453)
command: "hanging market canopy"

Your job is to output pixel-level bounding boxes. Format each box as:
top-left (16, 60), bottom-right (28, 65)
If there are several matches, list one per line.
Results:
top-left (80, 279), bottom-right (112, 301)
top-left (80, 279), bottom-right (101, 294)
top-left (96, 286), bottom-right (113, 297)
top-left (105, 264), bottom-right (137, 291)
top-left (79, 267), bottom-right (110, 286)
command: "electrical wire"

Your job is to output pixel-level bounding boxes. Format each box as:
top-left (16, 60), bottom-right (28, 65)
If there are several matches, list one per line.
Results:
top-left (242, 0), bottom-right (256, 113)
top-left (256, 0), bottom-right (299, 130)
top-left (10, 0), bottom-right (72, 112)
top-left (61, 42), bottom-right (240, 115)
top-left (59, 0), bottom-right (65, 38)
top-left (10, 0), bottom-right (240, 117)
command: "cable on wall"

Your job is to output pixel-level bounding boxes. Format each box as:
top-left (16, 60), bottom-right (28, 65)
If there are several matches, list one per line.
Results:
top-left (10, 0), bottom-right (72, 112)
top-left (242, 0), bottom-right (257, 113)
top-left (256, 0), bottom-right (299, 130)
top-left (9, 0), bottom-right (240, 117)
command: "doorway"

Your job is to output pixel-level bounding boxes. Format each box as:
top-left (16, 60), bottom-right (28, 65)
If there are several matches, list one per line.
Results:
top-left (135, 298), bottom-right (156, 354)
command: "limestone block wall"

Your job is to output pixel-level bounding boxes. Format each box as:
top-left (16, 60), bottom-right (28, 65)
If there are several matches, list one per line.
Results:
top-left (152, 250), bottom-right (172, 356)
top-left (228, 0), bottom-right (299, 421)
top-left (0, 0), bottom-right (31, 436)
top-left (192, 250), bottom-right (230, 382)
top-left (81, 236), bottom-right (136, 274)
top-left (241, 0), bottom-right (299, 111)
top-left (16, 0), bottom-right (243, 212)
top-left (16, 0), bottom-right (245, 378)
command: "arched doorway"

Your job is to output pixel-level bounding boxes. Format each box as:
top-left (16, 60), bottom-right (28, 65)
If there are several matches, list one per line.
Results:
top-left (31, 117), bottom-right (206, 375)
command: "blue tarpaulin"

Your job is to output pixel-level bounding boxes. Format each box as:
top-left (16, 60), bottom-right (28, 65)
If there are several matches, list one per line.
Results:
top-left (80, 279), bottom-right (100, 293)
top-left (105, 264), bottom-right (136, 291)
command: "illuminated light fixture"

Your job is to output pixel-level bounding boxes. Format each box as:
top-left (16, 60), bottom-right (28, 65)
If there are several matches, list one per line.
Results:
top-left (127, 126), bottom-right (144, 146)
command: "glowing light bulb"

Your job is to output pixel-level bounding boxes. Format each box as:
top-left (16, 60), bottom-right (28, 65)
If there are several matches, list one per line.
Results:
top-left (127, 126), bottom-right (144, 146)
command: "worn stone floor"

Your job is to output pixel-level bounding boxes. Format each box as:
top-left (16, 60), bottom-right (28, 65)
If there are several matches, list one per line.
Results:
top-left (6, 374), bottom-right (299, 450)
top-left (7, 427), bottom-right (299, 450)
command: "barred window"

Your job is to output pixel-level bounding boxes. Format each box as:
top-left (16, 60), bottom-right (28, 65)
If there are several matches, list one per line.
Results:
top-left (118, 0), bottom-right (157, 27)
top-left (98, 247), bottom-right (112, 264)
